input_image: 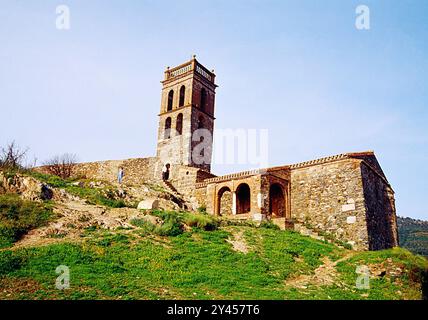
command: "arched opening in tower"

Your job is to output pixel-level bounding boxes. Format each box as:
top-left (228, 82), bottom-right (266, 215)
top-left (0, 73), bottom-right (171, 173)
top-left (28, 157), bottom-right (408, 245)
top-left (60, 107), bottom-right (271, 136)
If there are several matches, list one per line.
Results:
top-left (179, 86), bottom-right (185, 107)
top-left (167, 90), bottom-right (174, 111)
top-left (236, 183), bottom-right (251, 214)
top-left (164, 117), bottom-right (172, 139)
top-left (217, 186), bottom-right (232, 216)
top-left (269, 183), bottom-right (286, 217)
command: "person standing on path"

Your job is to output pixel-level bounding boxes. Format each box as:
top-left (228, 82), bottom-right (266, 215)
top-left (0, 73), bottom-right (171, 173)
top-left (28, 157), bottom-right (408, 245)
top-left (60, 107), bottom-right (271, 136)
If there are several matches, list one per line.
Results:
top-left (118, 167), bottom-right (124, 184)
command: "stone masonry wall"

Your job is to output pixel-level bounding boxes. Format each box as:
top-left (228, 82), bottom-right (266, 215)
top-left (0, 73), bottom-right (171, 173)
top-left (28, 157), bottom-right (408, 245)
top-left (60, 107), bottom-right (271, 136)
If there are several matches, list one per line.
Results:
top-left (52, 157), bottom-right (161, 186)
top-left (291, 158), bottom-right (369, 250)
top-left (360, 162), bottom-right (399, 250)
top-left (37, 157), bottom-right (214, 210)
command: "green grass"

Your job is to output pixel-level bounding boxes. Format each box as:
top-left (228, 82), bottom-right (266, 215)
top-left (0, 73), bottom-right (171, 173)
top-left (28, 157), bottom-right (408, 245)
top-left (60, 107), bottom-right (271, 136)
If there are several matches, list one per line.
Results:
top-left (0, 224), bottom-right (426, 300)
top-left (0, 194), bottom-right (54, 248)
top-left (130, 210), bottom-right (219, 236)
top-left (26, 171), bottom-right (127, 208)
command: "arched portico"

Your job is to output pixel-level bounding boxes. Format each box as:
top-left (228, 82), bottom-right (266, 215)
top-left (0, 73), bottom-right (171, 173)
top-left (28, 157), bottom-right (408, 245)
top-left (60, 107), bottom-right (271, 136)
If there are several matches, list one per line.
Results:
top-left (236, 183), bottom-right (251, 214)
top-left (269, 183), bottom-right (286, 217)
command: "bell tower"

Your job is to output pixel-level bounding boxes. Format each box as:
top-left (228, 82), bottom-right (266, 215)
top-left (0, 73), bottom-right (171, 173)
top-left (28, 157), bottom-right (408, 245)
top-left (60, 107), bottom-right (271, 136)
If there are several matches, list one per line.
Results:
top-left (156, 56), bottom-right (217, 172)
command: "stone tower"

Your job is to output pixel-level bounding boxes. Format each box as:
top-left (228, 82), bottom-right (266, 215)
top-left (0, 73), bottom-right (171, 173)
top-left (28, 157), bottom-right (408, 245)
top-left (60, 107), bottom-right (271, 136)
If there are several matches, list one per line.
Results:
top-left (156, 56), bottom-right (217, 172)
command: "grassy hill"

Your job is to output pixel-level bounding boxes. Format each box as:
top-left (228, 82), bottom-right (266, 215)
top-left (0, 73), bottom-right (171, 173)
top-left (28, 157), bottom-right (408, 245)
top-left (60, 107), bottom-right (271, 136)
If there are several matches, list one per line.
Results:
top-left (1, 216), bottom-right (427, 300)
top-left (398, 216), bottom-right (428, 257)
top-left (0, 171), bottom-right (427, 300)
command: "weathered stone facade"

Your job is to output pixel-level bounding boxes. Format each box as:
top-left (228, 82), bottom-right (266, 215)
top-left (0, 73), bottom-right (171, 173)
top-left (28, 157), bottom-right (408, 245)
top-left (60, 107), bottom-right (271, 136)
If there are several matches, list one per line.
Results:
top-left (38, 58), bottom-right (399, 251)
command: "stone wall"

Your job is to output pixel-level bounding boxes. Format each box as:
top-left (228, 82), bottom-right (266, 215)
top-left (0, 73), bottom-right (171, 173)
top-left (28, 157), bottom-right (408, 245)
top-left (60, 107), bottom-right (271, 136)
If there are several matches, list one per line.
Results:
top-left (70, 157), bottom-right (160, 185)
top-left (290, 158), bottom-right (369, 250)
top-left (360, 162), bottom-right (399, 250)
top-left (37, 157), bottom-right (214, 210)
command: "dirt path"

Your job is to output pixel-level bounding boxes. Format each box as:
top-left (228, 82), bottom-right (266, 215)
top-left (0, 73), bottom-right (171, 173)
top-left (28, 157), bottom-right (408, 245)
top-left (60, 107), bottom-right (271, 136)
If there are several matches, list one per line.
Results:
top-left (226, 230), bottom-right (250, 254)
top-left (285, 252), bottom-right (356, 289)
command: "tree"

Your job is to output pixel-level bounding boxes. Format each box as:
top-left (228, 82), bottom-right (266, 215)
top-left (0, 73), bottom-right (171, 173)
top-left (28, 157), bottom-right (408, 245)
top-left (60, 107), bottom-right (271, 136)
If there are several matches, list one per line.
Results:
top-left (0, 141), bottom-right (28, 170)
top-left (43, 153), bottom-right (77, 179)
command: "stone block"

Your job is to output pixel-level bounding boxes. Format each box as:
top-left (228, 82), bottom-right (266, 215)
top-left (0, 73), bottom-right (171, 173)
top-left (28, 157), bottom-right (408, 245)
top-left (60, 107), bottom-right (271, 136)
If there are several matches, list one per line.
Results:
top-left (137, 199), bottom-right (159, 210)
top-left (347, 216), bottom-right (357, 224)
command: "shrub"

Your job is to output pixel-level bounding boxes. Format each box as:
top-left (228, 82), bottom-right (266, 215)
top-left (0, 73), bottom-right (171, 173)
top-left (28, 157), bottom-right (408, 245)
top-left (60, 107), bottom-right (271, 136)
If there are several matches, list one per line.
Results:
top-left (259, 220), bottom-right (280, 230)
top-left (182, 212), bottom-right (219, 231)
top-left (130, 218), bottom-right (156, 234)
top-left (43, 153), bottom-right (77, 179)
top-left (197, 206), bottom-right (207, 215)
top-left (0, 194), bottom-right (53, 248)
top-left (0, 141), bottom-right (28, 171)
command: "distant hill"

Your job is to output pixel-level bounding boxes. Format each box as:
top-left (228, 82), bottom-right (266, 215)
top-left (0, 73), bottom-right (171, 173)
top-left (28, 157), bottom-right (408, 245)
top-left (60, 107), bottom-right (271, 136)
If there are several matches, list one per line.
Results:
top-left (398, 216), bottom-right (428, 257)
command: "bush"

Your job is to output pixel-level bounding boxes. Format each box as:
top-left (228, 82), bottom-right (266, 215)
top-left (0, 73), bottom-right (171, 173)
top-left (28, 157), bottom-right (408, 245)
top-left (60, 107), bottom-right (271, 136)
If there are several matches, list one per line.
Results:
top-left (0, 141), bottom-right (28, 171)
top-left (43, 153), bottom-right (77, 179)
top-left (182, 212), bottom-right (219, 231)
top-left (259, 220), bottom-right (280, 230)
top-left (130, 218), bottom-right (156, 233)
top-left (131, 210), bottom-right (219, 237)
top-left (197, 206), bottom-right (207, 215)
top-left (0, 194), bottom-right (53, 248)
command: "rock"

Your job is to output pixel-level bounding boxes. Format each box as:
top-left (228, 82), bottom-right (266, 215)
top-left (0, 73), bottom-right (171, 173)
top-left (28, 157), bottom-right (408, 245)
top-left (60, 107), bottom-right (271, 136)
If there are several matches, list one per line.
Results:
top-left (41, 184), bottom-right (54, 200)
top-left (0, 172), bottom-right (54, 201)
top-left (137, 199), bottom-right (160, 210)
top-left (71, 181), bottom-right (84, 187)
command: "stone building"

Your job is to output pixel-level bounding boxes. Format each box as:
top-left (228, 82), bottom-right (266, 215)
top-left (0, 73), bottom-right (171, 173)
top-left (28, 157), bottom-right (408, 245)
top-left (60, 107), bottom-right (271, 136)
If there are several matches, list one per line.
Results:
top-left (67, 57), bottom-right (399, 251)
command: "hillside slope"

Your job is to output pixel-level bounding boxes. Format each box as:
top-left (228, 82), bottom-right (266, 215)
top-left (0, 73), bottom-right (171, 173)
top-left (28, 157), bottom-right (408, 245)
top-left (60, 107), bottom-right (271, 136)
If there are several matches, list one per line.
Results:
top-left (398, 216), bottom-right (428, 257)
top-left (0, 170), bottom-right (427, 300)
top-left (1, 221), bottom-right (427, 300)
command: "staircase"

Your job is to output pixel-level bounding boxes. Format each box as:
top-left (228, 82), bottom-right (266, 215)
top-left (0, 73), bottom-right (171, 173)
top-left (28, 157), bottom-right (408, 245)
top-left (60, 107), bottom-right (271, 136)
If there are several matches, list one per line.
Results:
top-left (162, 180), bottom-right (189, 210)
top-left (163, 180), bottom-right (179, 194)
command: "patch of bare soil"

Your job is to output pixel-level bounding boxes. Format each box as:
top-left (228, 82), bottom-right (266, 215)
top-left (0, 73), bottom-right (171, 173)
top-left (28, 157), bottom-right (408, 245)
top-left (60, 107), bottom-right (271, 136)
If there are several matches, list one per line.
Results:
top-left (226, 230), bottom-right (250, 254)
top-left (285, 252), bottom-right (355, 289)
top-left (0, 277), bottom-right (44, 300)
top-left (11, 198), bottom-right (145, 249)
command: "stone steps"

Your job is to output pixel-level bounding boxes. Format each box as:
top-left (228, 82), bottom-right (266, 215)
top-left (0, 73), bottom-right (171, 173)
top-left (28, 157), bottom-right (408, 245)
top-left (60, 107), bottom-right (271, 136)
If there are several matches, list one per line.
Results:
top-left (161, 180), bottom-right (191, 210)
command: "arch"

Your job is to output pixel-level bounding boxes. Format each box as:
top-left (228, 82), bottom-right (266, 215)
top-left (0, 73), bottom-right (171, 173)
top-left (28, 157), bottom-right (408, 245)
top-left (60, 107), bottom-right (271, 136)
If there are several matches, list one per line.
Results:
top-left (176, 113), bottom-right (183, 135)
top-left (167, 90), bottom-right (174, 111)
top-left (179, 85), bottom-right (186, 107)
top-left (200, 88), bottom-right (207, 112)
top-left (269, 183), bottom-right (286, 217)
top-left (236, 183), bottom-right (251, 214)
top-left (164, 117), bottom-right (172, 139)
top-left (217, 186), bottom-right (232, 216)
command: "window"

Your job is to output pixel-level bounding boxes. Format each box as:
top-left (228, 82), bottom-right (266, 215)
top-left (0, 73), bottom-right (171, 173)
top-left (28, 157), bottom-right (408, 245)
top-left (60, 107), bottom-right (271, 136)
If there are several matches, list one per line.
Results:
top-left (179, 86), bottom-right (185, 107)
top-left (200, 88), bottom-right (207, 112)
top-left (164, 117), bottom-right (172, 139)
top-left (167, 90), bottom-right (174, 111)
top-left (176, 113), bottom-right (183, 135)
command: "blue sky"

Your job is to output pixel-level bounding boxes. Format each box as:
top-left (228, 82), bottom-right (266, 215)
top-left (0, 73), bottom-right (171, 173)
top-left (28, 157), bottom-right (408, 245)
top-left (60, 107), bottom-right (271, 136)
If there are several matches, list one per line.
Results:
top-left (0, 0), bottom-right (427, 219)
